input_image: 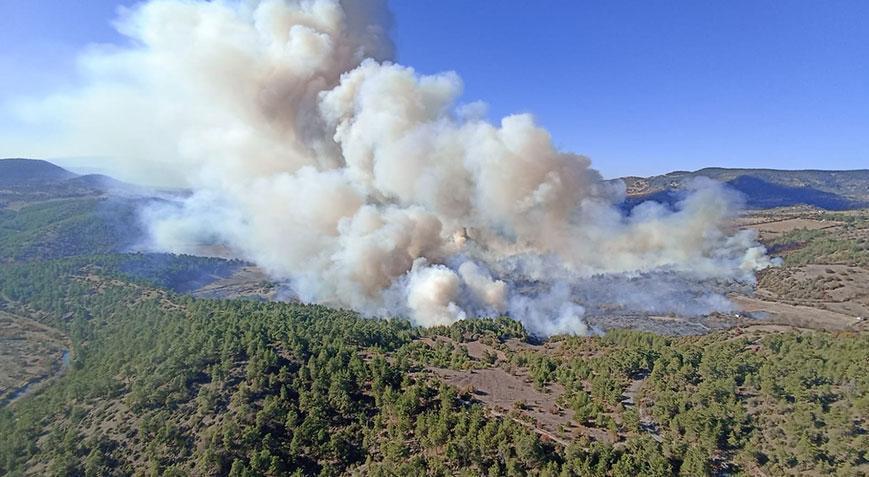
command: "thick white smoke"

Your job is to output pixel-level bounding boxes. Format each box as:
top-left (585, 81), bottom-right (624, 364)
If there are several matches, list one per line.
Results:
top-left (20, 0), bottom-right (777, 335)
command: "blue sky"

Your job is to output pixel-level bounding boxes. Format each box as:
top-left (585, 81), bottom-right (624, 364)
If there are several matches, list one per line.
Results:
top-left (1, 0), bottom-right (867, 178)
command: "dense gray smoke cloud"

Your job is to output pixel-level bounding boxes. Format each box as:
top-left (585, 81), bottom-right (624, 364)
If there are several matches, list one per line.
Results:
top-left (24, 0), bottom-right (776, 335)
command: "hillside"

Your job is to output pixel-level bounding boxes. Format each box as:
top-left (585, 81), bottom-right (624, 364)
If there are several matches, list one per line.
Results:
top-left (0, 159), bottom-right (867, 476)
top-left (0, 159), bottom-right (77, 185)
top-left (0, 159), bottom-right (158, 261)
top-left (0, 159), bottom-right (126, 208)
top-left (0, 259), bottom-right (866, 476)
top-left (621, 168), bottom-right (869, 210)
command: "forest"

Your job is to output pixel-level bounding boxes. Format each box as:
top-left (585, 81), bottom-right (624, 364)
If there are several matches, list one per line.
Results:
top-left (0, 255), bottom-right (865, 476)
top-left (1, 0), bottom-right (869, 470)
top-left (0, 187), bottom-right (865, 476)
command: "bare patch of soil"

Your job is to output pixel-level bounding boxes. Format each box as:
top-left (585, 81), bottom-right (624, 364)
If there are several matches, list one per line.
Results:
top-left (731, 295), bottom-right (861, 330)
top-left (192, 266), bottom-right (277, 301)
top-left (428, 366), bottom-right (612, 445)
top-left (462, 340), bottom-right (507, 362)
top-left (756, 265), bottom-right (869, 319)
top-left (745, 217), bottom-right (841, 240)
top-left (0, 310), bottom-right (69, 403)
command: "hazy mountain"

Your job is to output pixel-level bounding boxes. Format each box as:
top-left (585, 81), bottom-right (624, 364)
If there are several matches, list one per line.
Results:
top-left (0, 158), bottom-right (133, 188)
top-left (0, 159), bottom-right (148, 260)
top-left (0, 159), bottom-right (141, 208)
top-left (620, 167), bottom-right (869, 210)
top-left (0, 158), bottom-right (77, 185)
top-left (6, 158), bottom-right (868, 212)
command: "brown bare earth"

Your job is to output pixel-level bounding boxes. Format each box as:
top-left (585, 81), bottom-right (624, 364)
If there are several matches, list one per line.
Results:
top-left (461, 339), bottom-right (508, 362)
top-left (0, 310), bottom-right (69, 404)
top-left (737, 207), bottom-right (868, 243)
top-left (731, 295), bottom-right (861, 330)
top-left (427, 366), bottom-right (612, 445)
top-left (755, 264), bottom-right (869, 318)
top-left (726, 208), bottom-right (869, 331)
top-left (744, 217), bottom-right (841, 240)
top-left (191, 266), bottom-right (277, 301)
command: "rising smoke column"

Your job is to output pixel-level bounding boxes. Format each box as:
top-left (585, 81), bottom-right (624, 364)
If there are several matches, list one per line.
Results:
top-left (19, 0), bottom-right (776, 335)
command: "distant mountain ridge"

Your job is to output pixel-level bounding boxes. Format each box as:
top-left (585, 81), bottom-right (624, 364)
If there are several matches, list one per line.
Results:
top-left (0, 158), bottom-right (134, 206)
top-left (620, 167), bottom-right (869, 210)
top-left (3, 159), bottom-right (868, 211)
top-left (0, 158), bottom-right (77, 185)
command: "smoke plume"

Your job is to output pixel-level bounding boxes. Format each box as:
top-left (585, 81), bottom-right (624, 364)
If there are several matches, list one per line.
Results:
top-left (20, 0), bottom-right (777, 335)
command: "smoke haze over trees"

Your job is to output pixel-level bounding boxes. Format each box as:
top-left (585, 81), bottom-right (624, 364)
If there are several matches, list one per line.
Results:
top-left (9, 0), bottom-right (777, 333)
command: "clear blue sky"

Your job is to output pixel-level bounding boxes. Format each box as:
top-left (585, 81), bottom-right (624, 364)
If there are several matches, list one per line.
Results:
top-left (1, 0), bottom-right (867, 178)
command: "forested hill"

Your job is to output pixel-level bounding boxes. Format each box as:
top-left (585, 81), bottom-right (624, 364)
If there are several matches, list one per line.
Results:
top-left (0, 257), bottom-right (866, 476)
top-left (619, 168), bottom-right (869, 210)
top-left (0, 159), bottom-right (77, 185)
top-left (1, 158), bottom-right (867, 476)
top-left (0, 159), bottom-right (165, 263)
top-left (0, 158), bottom-right (133, 207)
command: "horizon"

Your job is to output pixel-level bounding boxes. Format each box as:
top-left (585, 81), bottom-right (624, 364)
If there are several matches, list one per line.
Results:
top-left (4, 157), bottom-right (869, 184)
top-left (1, 0), bottom-right (868, 178)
